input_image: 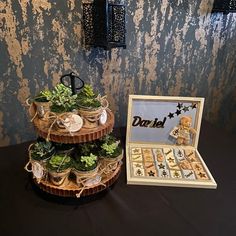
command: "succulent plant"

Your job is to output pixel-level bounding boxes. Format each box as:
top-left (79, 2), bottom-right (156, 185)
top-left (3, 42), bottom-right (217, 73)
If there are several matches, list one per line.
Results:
top-left (73, 153), bottom-right (98, 171)
top-left (76, 141), bottom-right (99, 156)
top-left (53, 143), bottom-right (75, 154)
top-left (34, 90), bottom-right (52, 102)
top-left (31, 141), bottom-right (55, 161)
top-left (81, 154), bottom-right (97, 167)
top-left (50, 84), bottom-right (77, 113)
top-left (47, 154), bottom-right (71, 172)
top-left (77, 84), bottom-right (101, 109)
top-left (99, 135), bottom-right (122, 158)
top-left (101, 143), bottom-right (118, 156)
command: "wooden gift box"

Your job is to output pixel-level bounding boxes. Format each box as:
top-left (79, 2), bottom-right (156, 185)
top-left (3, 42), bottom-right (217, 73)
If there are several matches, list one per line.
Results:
top-left (126, 95), bottom-right (217, 189)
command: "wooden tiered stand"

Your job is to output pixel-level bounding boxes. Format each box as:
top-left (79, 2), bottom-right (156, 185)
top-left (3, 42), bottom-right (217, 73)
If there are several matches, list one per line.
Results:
top-left (30, 106), bottom-right (122, 197)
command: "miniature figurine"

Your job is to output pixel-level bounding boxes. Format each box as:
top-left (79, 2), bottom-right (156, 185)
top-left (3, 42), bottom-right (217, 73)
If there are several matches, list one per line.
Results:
top-left (176, 116), bottom-right (196, 145)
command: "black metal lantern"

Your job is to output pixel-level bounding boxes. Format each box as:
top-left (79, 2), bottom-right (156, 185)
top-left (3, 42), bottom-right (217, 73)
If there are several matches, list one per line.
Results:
top-left (83, 0), bottom-right (126, 50)
top-left (212, 0), bottom-right (236, 13)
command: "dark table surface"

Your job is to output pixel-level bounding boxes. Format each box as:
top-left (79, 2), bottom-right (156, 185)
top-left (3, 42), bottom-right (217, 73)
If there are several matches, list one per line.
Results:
top-left (0, 121), bottom-right (236, 236)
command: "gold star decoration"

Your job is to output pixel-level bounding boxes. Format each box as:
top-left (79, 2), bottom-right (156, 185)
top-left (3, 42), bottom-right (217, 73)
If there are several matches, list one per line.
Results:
top-left (167, 157), bottom-right (175, 163)
top-left (133, 148), bottom-right (140, 154)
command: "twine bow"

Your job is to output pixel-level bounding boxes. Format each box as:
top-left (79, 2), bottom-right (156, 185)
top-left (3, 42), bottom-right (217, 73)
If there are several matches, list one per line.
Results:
top-left (75, 165), bottom-right (108, 198)
top-left (45, 112), bottom-right (76, 141)
top-left (24, 143), bottom-right (45, 184)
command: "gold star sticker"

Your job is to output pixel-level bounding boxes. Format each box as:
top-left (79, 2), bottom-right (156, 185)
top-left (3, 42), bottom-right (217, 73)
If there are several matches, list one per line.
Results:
top-left (198, 172), bottom-right (206, 178)
top-left (167, 157), bottom-right (175, 163)
top-left (133, 148), bottom-right (140, 154)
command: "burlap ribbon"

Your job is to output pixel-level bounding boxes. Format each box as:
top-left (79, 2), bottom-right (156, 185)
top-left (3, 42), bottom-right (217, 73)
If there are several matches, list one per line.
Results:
top-left (45, 111), bottom-right (77, 141)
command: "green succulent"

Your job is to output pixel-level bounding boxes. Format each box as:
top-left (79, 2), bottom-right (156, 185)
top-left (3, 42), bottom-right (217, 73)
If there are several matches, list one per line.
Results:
top-left (101, 143), bottom-right (118, 155)
top-left (76, 142), bottom-right (98, 156)
top-left (53, 143), bottom-right (75, 154)
top-left (34, 90), bottom-right (52, 102)
top-left (74, 153), bottom-right (97, 171)
top-left (31, 141), bottom-right (55, 161)
top-left (50, 84), bottom-right (77, 113)
top-left (81, 84), bottom-right (96, 98)
top-left (99, 135), bottom-right (122, 158)
top-left (77, 84), bottom-right (101, 109)
top-left (81, 154), bottom-right (97, 167)
top-left (47, 155), bottom-right (71, 172)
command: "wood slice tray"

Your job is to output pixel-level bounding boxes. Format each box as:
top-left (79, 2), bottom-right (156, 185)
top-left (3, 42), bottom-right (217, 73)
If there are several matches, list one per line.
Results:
top-left (31, 109), bottom-right (115, 143)
top-left (34, 164), bottom-right (122, 197)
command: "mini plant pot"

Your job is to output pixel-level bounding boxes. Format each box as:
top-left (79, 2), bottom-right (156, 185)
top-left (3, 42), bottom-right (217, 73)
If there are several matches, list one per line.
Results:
top-left (72, 165), bottom-right (99, 186)
top-left (78, 107), bottom-right (103, 129)
top-left (31, 149), bottom-right (55, 165)
top-left (31, 154), bottom-right (52, 171)
top-left (48, 168), bottom-right (71, 186)
top-left (46, 154), bottom-right (72, 186)
top-left (77, 97), bottom-right (109, 129)
top-left (34, 101), bottom-right (51, 119)
top-left (26, 143), bottom-right (55, 181)
top-left (101, 150), bottom-right (123, 172)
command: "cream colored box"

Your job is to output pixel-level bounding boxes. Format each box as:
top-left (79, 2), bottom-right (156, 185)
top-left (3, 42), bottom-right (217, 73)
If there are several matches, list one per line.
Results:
top-left (126, 95), bottom-right (217, 189)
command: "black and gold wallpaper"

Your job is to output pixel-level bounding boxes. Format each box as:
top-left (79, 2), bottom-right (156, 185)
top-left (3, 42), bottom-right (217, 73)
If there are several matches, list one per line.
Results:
top-left (0, 0), bottom-right (236, 146)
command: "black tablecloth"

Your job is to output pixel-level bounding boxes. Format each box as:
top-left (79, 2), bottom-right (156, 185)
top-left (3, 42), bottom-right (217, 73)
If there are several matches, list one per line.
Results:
top-left (0, 121), bottom-right (236, 236)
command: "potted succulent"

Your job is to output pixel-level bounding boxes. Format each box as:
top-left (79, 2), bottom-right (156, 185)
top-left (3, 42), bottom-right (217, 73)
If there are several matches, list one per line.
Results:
top-left (53, 142), bottom-right (75, 156)
top-left (47, 154), bottom-right (72, 186)
top-left (30, 140), bottom-right (55, 163)
top-left (50, 83), bottom-right (77, 113)
top-left (27, 89), bottom-right (52, 119)
top-left (72, 152), bottom-right (99, 185)
top-left (77, 84), bottom-right (108, 128)
top-left (76, 141), bottom-right (99, 156)
top-left (34, 90), bottom-right (52, 103)
top-left (49, 83), bottom-right (79, 131)
top-left (99, 135), bottom-right (123, 171)
top-left (25, 140), bottom-right (55, 181)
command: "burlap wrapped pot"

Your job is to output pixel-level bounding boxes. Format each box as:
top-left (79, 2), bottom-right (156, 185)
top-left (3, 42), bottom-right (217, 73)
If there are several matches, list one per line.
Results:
top-left (24, 144), bottom-right (55, 183)
top-left (77, 97), bottom-right (109, 129)
top-left (48, 168), bottom-right (71, 186)
top-left (33, 101), bottom-right (51, 119)
top-left (101, 150), bottom-right (123, 173)
top-left (72, 165), bottom-right (99, 186)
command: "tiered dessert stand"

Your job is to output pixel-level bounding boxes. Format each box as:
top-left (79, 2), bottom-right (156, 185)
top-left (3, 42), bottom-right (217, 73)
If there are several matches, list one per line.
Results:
top-left (27, 103), bottom-right (122, 198)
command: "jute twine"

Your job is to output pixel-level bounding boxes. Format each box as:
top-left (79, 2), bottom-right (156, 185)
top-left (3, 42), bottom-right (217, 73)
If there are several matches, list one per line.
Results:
top-left (26, 99), bottom-right (38, 122)
top-left (24, 143), bottom-right (49, 184)
top-left (45, 111), bottom-right (76, 141)
top-left (74, 162), bottom-right (119, 198)
top-left (77, 96), bottom-right (109, 124)
top-left (100, 152), bottom-right (123, 175)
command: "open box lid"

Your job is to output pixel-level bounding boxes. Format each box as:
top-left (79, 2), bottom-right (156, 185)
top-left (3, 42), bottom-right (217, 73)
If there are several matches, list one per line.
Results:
top-left (126, 95), bottom-right (204, 148)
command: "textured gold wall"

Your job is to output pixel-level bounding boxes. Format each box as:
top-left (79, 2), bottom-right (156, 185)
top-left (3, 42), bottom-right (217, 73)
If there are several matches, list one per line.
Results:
top-left (0, 0), bottom-right (236, 146)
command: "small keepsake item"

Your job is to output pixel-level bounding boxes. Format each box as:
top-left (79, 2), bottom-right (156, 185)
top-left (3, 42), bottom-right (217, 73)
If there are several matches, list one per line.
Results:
top-left (57, 114), bottom-right (83, 132)
top-left (170, 116), bottom-right (196, 145)
top-left (31, 162), bottom-right (44, 179)
top-left (99, 109), bottom-right (108, 125)
top-left (84, 175), bottom-right (101, 187)
top-left (24, 160), bottom-right (46, 183)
